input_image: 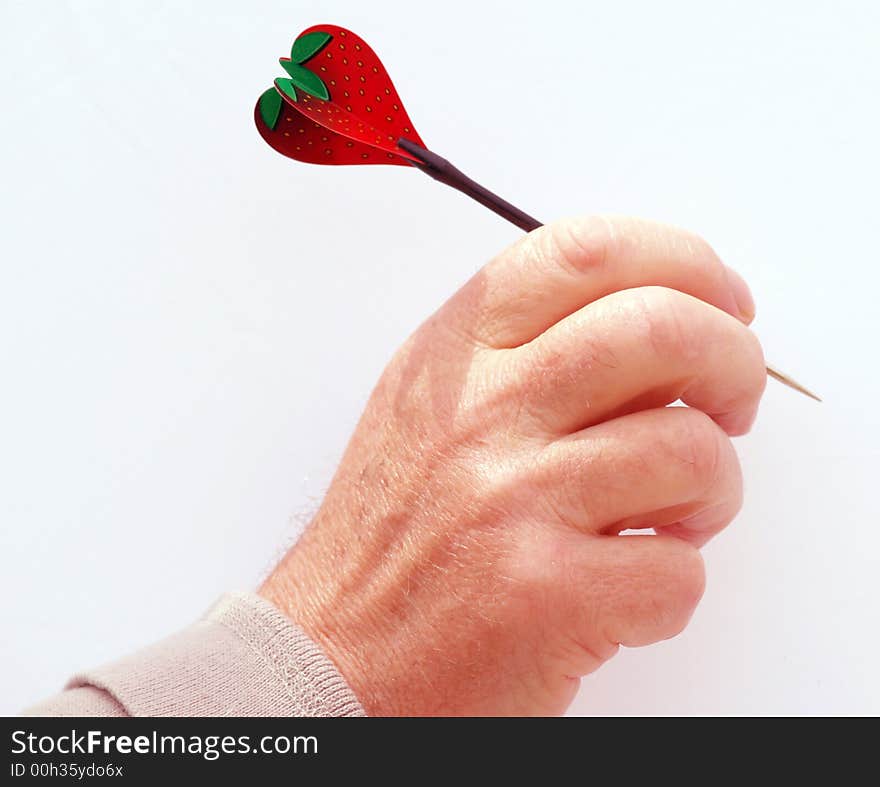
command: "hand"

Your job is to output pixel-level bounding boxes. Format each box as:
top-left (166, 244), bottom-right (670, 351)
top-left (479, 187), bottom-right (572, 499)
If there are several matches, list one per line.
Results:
top-left (260, 215), bottom-right (765, 715)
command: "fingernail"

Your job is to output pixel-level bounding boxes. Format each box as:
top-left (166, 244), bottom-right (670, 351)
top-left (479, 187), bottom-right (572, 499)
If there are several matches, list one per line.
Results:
top-left (724, 265), bottom-right (756, 323)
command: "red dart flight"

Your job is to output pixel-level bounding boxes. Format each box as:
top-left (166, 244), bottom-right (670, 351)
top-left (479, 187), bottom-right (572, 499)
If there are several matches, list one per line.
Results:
top-left (254, 24), bottom-right (425, 166)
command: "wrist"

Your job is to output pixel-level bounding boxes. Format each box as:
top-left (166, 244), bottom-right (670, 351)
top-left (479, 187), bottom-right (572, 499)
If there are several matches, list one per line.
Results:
top-left (259, 521), bottom-right (404, 716)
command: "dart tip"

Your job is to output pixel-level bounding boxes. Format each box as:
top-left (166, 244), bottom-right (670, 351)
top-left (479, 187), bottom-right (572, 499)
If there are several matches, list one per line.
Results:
top-left (766, 364), bottom-right (822, 402)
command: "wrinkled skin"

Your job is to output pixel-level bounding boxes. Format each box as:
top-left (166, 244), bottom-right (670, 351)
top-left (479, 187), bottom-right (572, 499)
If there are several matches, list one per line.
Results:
top-left (262, 215), bottom-right (765, 715)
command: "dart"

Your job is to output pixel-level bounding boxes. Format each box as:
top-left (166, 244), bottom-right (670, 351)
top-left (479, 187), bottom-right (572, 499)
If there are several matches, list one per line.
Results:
top-left (254, 24), bottom-right (819, 402)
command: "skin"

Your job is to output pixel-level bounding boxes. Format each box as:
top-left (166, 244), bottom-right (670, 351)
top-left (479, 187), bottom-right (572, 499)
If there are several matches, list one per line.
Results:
top-left (261, 215), bottom-right (766, 716)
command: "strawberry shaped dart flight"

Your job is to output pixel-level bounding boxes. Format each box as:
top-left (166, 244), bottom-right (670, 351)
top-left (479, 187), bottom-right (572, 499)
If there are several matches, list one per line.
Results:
top-left (254, 24), bottom-right (819, 401)
top-left (255, 25), bottom-right (425, 167)
top-left (254, 24), bottom-right (540, 231)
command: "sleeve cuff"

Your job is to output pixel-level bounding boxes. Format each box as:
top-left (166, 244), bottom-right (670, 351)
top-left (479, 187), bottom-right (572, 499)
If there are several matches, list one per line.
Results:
top-left (33, 592), bottom-right (365, 717)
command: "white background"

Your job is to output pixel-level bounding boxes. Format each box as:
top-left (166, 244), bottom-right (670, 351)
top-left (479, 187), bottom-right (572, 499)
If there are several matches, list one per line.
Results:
top-left (1, 0), bottom-right (878, 715)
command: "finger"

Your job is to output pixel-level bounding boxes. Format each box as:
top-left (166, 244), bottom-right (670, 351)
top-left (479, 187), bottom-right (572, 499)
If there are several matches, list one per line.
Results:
top-left (510, 286), bottom-right (766, 436)
top-left (564, 533), bottom-right (706, 651)
top-left (445, 215), bottom-right (755, 348)
top-left (530, 407), bottom-right (743, 547)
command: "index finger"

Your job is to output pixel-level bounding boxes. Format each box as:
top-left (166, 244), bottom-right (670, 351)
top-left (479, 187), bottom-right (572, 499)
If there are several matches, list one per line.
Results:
top-left (445, 215), bottom-right (755, 348)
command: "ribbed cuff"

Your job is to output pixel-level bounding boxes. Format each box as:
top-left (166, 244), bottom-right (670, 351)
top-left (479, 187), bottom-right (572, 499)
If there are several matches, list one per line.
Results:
top-left (208, 592), bottom-right (365, 717)
top-left (62, 592), bottom-right (365, 717)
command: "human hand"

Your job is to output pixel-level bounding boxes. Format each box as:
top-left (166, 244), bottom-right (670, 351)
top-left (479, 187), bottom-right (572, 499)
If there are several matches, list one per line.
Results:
top-left (261, 215), bottom-right (765, 715)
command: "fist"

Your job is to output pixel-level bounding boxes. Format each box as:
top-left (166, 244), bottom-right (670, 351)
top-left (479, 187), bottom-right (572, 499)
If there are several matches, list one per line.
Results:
top-left (261, 215), bottom-right (766, 715)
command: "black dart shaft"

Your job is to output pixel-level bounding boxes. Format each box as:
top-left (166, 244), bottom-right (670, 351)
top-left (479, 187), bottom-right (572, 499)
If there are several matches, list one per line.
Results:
top-left (397, 139), bottom-right (541, 233)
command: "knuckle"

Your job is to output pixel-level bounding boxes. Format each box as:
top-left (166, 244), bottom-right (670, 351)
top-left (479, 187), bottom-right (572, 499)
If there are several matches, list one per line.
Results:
top-left (620, 542), bottom-right (706, 645)
top-left (679, 229), bottom-right (730, 289)
top-left (631, 286), bottom-right (699, 363)
top-left (509, 324), bottom-right (619, 435)
top-left (673, 409), bottom-right (728, 494)
top-left (668, 546), bottom-right (706, 634)
top-left (500, 351), bottom-right (558, 434)
top-left (681, 227), bottom-right (722, 269)
top-left (742, 329), bottom-right (768, 396)
top-left (461, 351), bottom-right (521, 427)
top-left (646, 545), bottom-right (706, 640)
top-left (714, 326), bottom-right (767, 419)
top-left (530, 447), bottom-right (600, 533)
top-left (504, 343), bottom-right (571, 434)
top-left (547, 215), bottom-right (619, 277)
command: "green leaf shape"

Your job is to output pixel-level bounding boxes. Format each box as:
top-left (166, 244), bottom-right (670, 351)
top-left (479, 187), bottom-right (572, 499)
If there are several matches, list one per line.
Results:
top-left (258, 87), bottom-right (283, 129)
top-left (279, 62), bottom-right (329, 101)
top-left (274, 77), bottom-right (298, 103)
top-left (290, 31), bottom-right (332, 64)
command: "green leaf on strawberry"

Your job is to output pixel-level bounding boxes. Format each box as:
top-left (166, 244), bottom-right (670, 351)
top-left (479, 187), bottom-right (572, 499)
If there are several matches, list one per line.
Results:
top-left (274, 77), bottom-right (299, 103)
top-left (290, 31), bottom-right (332, 64)
top-left (278, 61), bottom-right (329, 100)
top-left (258, 87), bottom-right (283, 129)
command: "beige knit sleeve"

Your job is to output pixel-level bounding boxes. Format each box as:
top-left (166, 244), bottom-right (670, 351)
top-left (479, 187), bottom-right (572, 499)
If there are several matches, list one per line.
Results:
top-left (22, 592), bottom-right (365, 717)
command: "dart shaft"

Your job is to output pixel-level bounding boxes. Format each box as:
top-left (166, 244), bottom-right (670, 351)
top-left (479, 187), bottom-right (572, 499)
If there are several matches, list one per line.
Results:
top-left (397, 139), bottom-right (541, 232)
top-left (399, 138), bottom-right (819, 402)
